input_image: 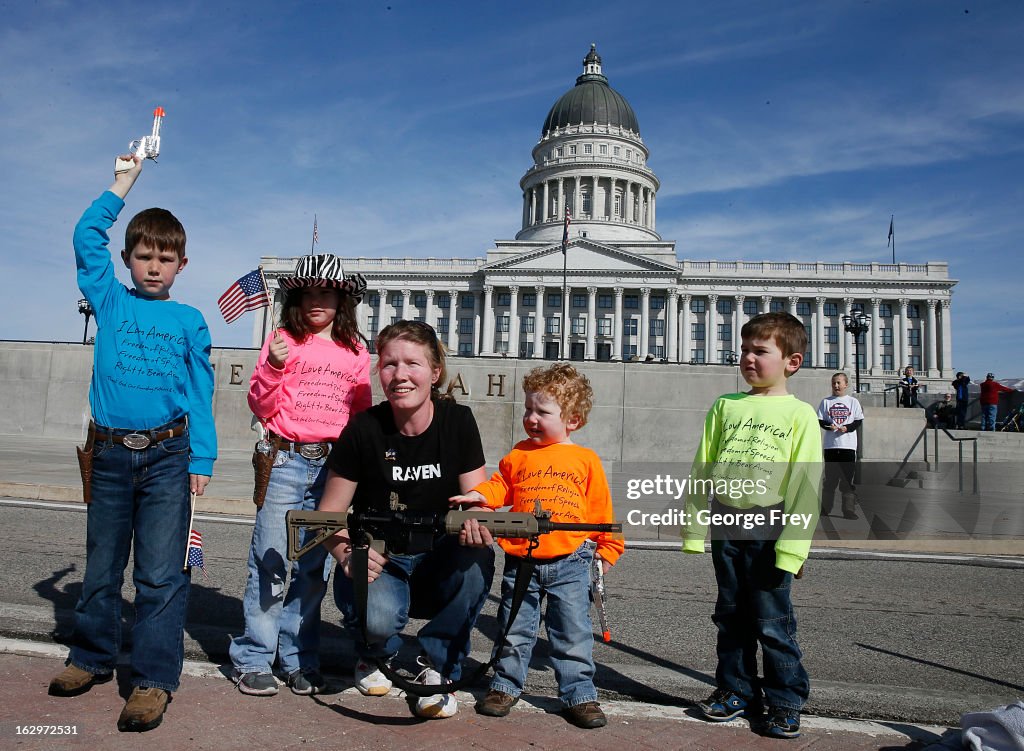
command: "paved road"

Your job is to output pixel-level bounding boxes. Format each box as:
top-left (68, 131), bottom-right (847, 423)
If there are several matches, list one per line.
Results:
top-left (3, 499), bottom-right (1022, 727)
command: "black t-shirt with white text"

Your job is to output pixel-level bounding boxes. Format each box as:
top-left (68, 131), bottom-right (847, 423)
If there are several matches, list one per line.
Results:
top-left (328, 398), bottom-right (486, 513)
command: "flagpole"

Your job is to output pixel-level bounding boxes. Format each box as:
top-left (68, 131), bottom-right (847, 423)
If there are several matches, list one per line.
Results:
top-left (888, 214), bottom-right (895, 264)
top-left (182, 491), bottom-right (197, 571)
top-left (310, 214), bottom-right (317, 256)
top-left (561, 206), bottom-right (570, 360)
top-left (891, 215), bottom-right (895, 264)
top-left (562, 247), bottom-right (568, 360)
top-left (258, 265), bottom-right (277, 334)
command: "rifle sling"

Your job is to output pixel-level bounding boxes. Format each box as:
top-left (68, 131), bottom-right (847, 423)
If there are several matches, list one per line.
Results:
top-left (353, 542), bottom-right (535, 698)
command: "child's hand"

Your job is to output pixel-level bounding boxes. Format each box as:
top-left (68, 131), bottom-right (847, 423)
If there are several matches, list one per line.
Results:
top-left (267, 330), bottom-right (289, 369)
top-left (449, 491), bottom-right (487, 508)
top-left (190, 474), bottom-right (210, 496)
top-left (109, 155), bottom-right (143, 199)
top-left (596, 553), bottom-right (612, 575)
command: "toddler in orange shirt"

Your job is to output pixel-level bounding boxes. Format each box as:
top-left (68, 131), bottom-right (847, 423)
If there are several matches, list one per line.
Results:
top-left (452, 363), bottom-right (623, 729)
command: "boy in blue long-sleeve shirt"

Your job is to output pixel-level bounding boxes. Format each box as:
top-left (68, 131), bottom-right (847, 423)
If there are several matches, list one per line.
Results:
top-left (48, 155), bottom-right (217, 733)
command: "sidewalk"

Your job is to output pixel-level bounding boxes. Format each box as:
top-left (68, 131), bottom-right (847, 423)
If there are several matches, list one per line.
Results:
top-left (1, 641), bottom-right (961, 751)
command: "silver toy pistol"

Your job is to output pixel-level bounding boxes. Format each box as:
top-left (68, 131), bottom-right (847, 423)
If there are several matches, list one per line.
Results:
top-left (114, 107), bottom-right (165, 173)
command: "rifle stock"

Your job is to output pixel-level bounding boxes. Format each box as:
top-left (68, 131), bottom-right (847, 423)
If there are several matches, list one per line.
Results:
top-left (285, 508), bottom-right (621, 561)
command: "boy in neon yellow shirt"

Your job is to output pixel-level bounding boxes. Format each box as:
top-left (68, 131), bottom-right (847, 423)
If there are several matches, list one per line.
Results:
top-left (683, 312), bottom-right (822, 740)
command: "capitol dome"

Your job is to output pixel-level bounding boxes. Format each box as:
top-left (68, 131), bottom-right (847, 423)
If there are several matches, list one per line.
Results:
top-left (542, 44), bottom-right (640, 137)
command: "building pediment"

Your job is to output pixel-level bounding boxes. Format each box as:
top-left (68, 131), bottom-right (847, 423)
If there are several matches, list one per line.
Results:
top-left (482, 240), bottom-right (679, 274)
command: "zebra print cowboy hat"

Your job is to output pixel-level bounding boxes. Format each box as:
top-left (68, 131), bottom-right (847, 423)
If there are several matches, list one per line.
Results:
top-left (279, 254), bottom-right (367, 300)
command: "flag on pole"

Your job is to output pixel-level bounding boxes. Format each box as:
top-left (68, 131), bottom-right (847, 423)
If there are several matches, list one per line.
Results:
top-left (887, 216), bottom-right (894, 247)
top-left (185, 529), bottom-right (208, 576)
top-left (218, 270), bottom-right (272, 323)
top-left (561, 205), bottom-right (571, 254)
top-left (313, 216), bottom-right (319, 245)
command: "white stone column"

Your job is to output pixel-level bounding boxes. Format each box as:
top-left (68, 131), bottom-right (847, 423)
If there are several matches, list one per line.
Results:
top-left (667, 288), bottom-right (679, 362)
top-left (843, 297), bottom-right (855, 370)
top-left (760, 295), bottom-right (772, 315)
top-left (558, 178), bottom-right (564, 221)
top-left (926, 299), bottom-right (939, 377)
top-left (586, 286), bottom-right (597, 359)
top-left (815, 297), bottom-right (826, 368)
top-left (376, 288), bottom-right (388, 335)
top-left (400, 289), bottom-right (411, 321)
top-left (481, 284), bottom-right (495, 356)
top-left (472, 292), bottom-right (482, 356)
top-left (508, 285), bottom-right (520, 359)
top-left (870, 298), bottom-right (882, 375)
top-left (613, 287), bottom-right (624, 360)
top-left (574, 178), bottom-right (581, 220)
top-left (639, 288), bottom-right (651, 359)
top-left (681, 294), bottom-right (692, 362)
top-left (706, 294), bottom-right (718, 364)
top-left (733, 295), bottom-right (745, 356)
top-left (425, 289), bottom-right (435, 329)
top-left (788, 295), bottom-right (799, 316)
top-left (542, 181), bottom-right (550, 222)
top-left (534, 285), bottom-right (544, 358)
top-left (898, 298), bottom-right (909, 370)
top-left (447, 291), bottom-right (459, 353)
top-left (651, 191), bottom-right (656, 227)
top-left (940, 299), bottom-right (953, 378)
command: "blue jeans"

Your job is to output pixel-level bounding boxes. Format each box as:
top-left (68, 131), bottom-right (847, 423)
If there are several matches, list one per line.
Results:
top-left (333, 533), bottom-right (494, 680)
top-left (490, 542), bottom-right (597, 708)
top-left (69, 422), bottom-right (192, 692)
top-left (711, 536), bottom-right (809, 712)
top-left (981, 404), bottom-right (997, 431)
top-left (229, 450), bottom-right (331, 675)
top-left (956, 401), bottom-right (969, 429)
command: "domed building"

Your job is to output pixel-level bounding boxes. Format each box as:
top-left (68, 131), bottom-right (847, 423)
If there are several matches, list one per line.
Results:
top-left (257, 45), bottom-right (956, 383)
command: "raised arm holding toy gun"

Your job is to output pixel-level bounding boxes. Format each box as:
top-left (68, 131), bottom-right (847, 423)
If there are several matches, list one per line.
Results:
top-left (115, 107), bottom-right (164, 173)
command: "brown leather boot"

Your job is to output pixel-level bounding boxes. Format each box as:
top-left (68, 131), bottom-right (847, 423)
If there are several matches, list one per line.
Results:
top-left (564, 701), bottom-right (607, 729)
top-left (48, 665), bottom-right (113, 697)
top-left (117, 687), bottom-right (170, 732)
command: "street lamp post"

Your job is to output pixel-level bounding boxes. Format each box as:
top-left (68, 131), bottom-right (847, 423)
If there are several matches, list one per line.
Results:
top-left (841, 311), bottom-right (871, 393)
top-left (78, 299), bottom-right (94, 345)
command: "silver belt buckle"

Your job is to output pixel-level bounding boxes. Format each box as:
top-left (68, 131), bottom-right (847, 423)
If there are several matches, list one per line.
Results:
top-left (122, 433), bottom-right (151, 450)
top-left (299, 444), bottom-right (325, 460)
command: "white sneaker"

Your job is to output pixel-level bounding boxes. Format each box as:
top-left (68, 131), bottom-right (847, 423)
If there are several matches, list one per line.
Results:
top-left (413, 658), bottom-right (458, 719)
top-left (354, 659), bottom-right (392, 696)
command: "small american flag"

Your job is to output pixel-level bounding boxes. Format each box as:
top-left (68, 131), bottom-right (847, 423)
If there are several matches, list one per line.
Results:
top-left (218, 270), bottom-right (272, 324)
top-left (313, 216), bottom-right (319, 245)
top-left (186, 529), bottom-right (207, 575)
top-left (561, 205), bottom-right (571, 254)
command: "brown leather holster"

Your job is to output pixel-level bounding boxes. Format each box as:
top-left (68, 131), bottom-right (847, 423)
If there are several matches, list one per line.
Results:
top-left (76, 422), bottom-right (96, 505)
top-left (252, 442), bottom-right (278, 510)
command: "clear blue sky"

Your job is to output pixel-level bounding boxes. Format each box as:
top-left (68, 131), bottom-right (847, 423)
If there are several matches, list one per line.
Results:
top-left (2, 1), bottom-right (1021, 379)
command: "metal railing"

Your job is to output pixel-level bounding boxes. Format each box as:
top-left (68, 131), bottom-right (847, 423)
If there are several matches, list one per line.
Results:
top-left (923, 427), bottom-right (979, 495)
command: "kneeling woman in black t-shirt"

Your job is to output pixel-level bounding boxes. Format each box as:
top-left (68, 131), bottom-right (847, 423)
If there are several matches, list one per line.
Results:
top-left (321, 320), bottom-right (495, 719)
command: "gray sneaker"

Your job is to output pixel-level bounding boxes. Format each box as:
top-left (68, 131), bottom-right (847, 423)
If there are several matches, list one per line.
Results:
top-left (287, 669), bottom-right (326, 696)
top-left (237, 672), bottom-right (278, 696)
